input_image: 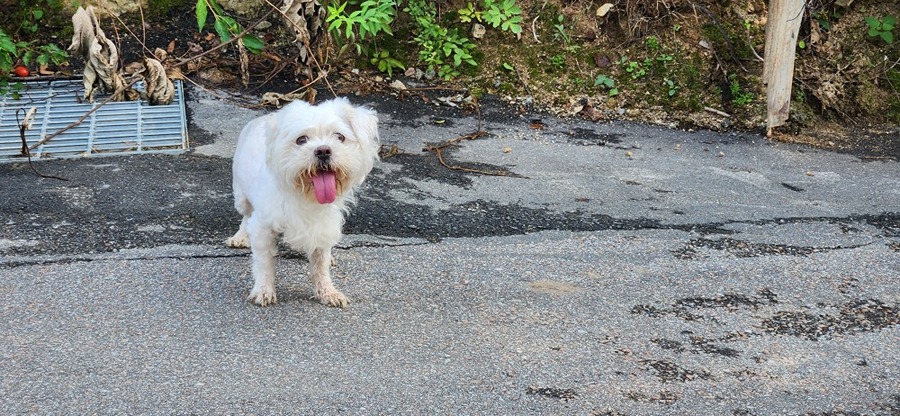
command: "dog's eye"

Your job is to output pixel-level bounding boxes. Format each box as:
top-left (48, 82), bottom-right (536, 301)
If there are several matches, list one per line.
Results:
top-left (336, 133), bottom-right (346, 143)
top-left (296, 136), bottom-right (309, 145)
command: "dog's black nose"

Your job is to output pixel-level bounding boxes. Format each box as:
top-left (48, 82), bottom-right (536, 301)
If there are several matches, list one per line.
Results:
top-left (315, 145), bottom-right (331, 161)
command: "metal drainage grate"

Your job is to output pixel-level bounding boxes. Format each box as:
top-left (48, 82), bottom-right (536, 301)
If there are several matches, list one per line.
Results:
top-left (0, 79), bottom-right (188, 162)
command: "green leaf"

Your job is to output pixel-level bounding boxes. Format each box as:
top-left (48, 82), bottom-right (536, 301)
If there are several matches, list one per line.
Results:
top-left (209, 0), bottom-right (225, 15)
top-left (881, 31), bottom-right (894, 43)
top-left (221, 16), bottom-right (239, 33)
top-left (0, 37), bottom-right (15, 54)
top-left (242, 34), bottom-right (264, 53)
top-left (32, 9), bottom-right (44, 20)
top-left (609, 88), bottom-right (618, 97)
top-left (214, 19), bottom-right (231, 42)
top-left (23, 50), bottom-right (33, 65)
top-left (883, 15), bottom-right (896, 26)
top-left (196, 0), bottom-right (208, 32)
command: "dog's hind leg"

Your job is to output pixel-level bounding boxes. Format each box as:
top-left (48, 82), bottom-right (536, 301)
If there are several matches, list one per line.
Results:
top-left (225, 198), bottom-right (252, 248)
top-left (309, 247), bottom-right (349, 308)
top-left (247, 218), bottom-right (278, 306)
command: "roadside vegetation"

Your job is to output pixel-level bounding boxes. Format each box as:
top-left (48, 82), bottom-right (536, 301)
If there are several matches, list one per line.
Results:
top-left (2, 0), bottom-right (898, 143)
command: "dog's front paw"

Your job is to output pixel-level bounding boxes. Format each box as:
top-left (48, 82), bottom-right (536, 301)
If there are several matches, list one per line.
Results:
top-left (248, 287), bottom-right (277, 306)
top-left (225, 232), bottom-right (250, 248)
top-left (315, 291), bottom-right (349, 308)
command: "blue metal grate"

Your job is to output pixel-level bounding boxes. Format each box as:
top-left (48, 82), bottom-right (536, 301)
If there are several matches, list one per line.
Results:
top-left (0, 79), bottom-right (188, 162)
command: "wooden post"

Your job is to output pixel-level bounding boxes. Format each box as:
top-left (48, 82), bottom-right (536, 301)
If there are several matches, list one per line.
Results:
top-left (763, 0), bottom-right (805, 137)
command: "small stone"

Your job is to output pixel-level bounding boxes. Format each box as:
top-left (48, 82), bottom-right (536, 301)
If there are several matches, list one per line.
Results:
top-left (471, 23), bottom-right (486, 39)
top-left (254, 20), bottom-right (272, 30)
top-left (390, 80), bottom-right (407, 90)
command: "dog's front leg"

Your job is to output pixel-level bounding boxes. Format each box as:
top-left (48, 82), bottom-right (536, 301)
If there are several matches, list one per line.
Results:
top-left (309, 247), bottom-right (349, 308)
top-left (247, 222), bottom-right (278, 306)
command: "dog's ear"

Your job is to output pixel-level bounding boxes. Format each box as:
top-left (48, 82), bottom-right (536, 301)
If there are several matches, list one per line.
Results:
top-left (332, 98), bottom-right (379, 149)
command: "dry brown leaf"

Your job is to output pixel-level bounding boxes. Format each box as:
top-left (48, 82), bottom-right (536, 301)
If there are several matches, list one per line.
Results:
top-left (38, 64), bottom-right (54, 75)
top-left (144, 57), bottom-right (175, 105)
top-left (166, 66), bottom-right (186, 80)
top-left (123, 61), bottom-right (144, 74)
top-left (167, 40), bottom-right (176, 53)
top-left (153, 47), bottom-right (168, 62)
top-left (67, 6), bottom-right (130, 102)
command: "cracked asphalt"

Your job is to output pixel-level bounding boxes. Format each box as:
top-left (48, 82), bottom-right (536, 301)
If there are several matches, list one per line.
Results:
top-left (1, 88), bottom-right (898, 415)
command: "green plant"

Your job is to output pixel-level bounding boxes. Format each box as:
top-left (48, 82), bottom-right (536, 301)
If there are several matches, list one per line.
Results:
top-left (549, 53), bottom-right (565, 71)
top-left (458, 2), bottom-right (481, 23)
top-left (196, 0), bottom-right (264, 54)
top-left (406, 0), bottom-right (477, 80)
top-left (594, 74), bottom-right (618, 96)
top-left (1, 28), bottom-right (68, 97)
top-left (553, 15), bottom-right (571, 45)
top-left (663, 77), bottom-right (679, 96)
top-left (327, 0), bottom-right (395, 43)
top-left (645, 36), bottom-right (660, 50)
top-left (729, 74), bottom-right (754, 106)
top-left (458, 0), bottom-right (522, 34)
top-left (482, 0), bottom-right (522, 34)
top-left (864, 15), bottom-right (896, 44)
top-left (326, 0), bottom-right (403, 76)
top-left (814, 10), bottom-right (836, 31)
top-left (370, 49), bottom-right (404, 77)
top-left (618, 56), bottom-right (648, 79)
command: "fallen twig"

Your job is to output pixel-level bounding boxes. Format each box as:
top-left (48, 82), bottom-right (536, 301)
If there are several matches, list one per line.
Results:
top-left (704, 106), bottom-right (731, 118)
top-left (105, 6), bottom-right (157, 58)
top-left (17, 108), bottom-right (68, 181)
top-left (422, 99), bottom-right (512, 177)
top-left (29, 78), bottom-right (140, 151)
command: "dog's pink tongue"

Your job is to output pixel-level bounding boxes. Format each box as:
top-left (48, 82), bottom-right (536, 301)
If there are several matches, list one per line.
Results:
top-left (312, 171), bottom-right (337, 204)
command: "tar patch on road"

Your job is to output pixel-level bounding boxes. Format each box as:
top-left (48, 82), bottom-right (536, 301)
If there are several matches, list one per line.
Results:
top-left (633, 288), bottom-right (898, 342)
top-left (632, 289), bottom-right (779, 323)
top-left (526, 386), bottom-right (578, 402)
top-left (761, 299), bottom-right (900, 341)
top-left (639, 359), bottom-right (714, 382)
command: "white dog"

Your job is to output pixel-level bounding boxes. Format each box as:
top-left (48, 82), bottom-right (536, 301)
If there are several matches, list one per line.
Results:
top-left (226, 98), bottom-right (379, 307)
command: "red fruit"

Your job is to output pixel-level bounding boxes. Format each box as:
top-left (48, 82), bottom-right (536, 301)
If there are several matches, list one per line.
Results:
top-left (14, 66), bottom-right (30, 77)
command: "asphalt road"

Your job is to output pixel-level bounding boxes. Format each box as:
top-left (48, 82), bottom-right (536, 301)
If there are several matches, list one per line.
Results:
top-left (1, 88), bottom-right (898, 415)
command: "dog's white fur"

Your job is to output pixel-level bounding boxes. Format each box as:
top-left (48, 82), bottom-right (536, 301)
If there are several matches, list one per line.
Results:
top-left (226, 98), bottom-right (379, 307)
